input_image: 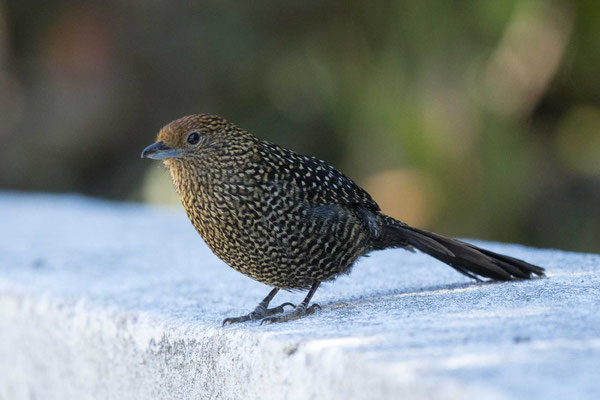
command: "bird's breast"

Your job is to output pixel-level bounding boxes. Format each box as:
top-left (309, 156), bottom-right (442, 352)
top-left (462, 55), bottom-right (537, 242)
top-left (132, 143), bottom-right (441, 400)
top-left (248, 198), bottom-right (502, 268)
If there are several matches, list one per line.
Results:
top-left (180, 177), bottom-right (277, 261)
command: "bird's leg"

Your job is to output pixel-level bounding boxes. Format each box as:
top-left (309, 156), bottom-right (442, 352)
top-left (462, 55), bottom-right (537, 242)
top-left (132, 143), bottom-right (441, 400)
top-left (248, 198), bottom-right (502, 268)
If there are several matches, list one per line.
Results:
top-left (261, 282), bottom-right (321, 324)
top-left (222, 288), bottom-right (295, 325)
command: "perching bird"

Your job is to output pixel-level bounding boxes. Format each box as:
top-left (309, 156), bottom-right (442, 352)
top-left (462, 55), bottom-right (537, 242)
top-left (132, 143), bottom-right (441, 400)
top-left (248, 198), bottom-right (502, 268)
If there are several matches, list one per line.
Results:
top-left (141, 114), bottom-right (545, 325)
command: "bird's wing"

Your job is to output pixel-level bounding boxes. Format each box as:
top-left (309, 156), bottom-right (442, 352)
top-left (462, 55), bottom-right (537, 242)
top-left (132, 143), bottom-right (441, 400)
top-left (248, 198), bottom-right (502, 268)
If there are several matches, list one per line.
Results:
top-left (257, 141), bottom-right (380, 211)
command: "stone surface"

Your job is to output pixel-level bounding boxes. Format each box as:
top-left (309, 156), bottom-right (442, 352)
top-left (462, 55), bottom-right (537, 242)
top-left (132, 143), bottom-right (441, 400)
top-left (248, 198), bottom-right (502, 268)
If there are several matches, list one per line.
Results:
top-left (0, 192), bottom-right (599, 399)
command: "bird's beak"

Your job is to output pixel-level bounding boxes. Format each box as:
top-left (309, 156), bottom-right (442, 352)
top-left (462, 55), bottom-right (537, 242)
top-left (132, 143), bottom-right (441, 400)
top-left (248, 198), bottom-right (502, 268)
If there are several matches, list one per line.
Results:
top-left (141, 141), bottom-right (183, 160)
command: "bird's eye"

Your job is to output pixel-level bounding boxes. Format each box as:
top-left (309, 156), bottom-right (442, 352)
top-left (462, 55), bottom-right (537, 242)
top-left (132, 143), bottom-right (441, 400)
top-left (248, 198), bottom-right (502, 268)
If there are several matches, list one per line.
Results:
top-left (187, 131), bottom-right (201, 145)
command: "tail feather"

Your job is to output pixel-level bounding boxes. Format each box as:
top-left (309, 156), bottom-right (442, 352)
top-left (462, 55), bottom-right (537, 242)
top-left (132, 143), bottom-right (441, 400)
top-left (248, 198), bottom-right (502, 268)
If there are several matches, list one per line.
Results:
top-left (376, 217), bottom-right (545, 281)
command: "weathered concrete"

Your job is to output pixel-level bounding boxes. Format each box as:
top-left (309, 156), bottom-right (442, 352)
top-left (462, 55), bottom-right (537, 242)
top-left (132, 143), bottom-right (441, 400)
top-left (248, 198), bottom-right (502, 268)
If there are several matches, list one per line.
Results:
top-left (1, 192), bottom-right (599, 399)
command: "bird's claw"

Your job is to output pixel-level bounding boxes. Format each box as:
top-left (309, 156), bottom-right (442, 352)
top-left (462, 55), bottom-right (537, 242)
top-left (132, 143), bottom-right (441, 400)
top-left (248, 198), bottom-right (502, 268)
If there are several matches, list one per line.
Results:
top-left (222, 316), bottom-right (248, 326)
top-left (271, 302), bottom-right (295, 313)
top-left (222, 318), bottom-right (234, 326)
top-left (308, 303), bottom-right (321, 313)
top-left (222, 302), bottom-right (296, 326)
top-left (260, 303), bottom-right (321, 325)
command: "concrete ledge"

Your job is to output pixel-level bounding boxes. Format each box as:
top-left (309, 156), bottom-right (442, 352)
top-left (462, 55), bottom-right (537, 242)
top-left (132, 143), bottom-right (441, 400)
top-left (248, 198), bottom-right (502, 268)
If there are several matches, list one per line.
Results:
top-left (1, 193), bottom-right (599, 399)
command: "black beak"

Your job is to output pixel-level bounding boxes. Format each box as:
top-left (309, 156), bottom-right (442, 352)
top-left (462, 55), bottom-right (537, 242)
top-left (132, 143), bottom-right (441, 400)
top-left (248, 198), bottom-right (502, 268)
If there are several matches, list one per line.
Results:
top-left (141, 141), bottom-right (182, 160)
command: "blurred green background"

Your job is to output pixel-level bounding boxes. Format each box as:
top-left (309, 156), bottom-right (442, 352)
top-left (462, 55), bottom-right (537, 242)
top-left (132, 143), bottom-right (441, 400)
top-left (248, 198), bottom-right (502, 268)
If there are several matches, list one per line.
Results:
top-left (1, 0), bottom-right (599, 252)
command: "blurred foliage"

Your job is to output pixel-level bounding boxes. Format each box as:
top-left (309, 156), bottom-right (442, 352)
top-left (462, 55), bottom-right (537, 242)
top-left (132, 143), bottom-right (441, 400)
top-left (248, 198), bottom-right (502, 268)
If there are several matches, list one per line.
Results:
top-left (1, 0), bottom-right (600, 252)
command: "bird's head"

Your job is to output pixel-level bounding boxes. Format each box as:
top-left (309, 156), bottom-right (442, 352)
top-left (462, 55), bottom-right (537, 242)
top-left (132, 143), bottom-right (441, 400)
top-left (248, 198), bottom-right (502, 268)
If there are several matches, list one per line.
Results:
top-left (141, 114), bottom-right (255, 167)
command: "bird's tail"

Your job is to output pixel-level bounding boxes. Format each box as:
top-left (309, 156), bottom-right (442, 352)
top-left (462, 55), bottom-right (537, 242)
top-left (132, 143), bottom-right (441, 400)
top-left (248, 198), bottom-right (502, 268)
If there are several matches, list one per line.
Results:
top-left (374, 216), bottom-right (545, 281)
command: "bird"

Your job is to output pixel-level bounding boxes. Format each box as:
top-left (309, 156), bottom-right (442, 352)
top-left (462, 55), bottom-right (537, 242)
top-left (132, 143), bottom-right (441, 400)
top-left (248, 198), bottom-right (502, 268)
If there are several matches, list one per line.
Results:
top-left (141, 114), bottom-right (545, 325)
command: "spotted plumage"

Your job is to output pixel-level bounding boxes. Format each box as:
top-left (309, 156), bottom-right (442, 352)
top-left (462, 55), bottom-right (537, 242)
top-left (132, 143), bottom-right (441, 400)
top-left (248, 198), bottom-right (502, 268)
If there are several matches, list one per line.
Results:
top-left (141, 114), bottom-right (545, 324)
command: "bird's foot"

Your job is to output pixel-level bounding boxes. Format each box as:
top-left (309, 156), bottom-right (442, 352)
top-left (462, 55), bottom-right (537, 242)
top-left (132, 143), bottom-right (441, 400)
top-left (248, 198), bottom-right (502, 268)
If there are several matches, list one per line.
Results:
top-left (222, 302), bottom-right (295, 326)
top-left (260, 303), bottom-right (321, 325)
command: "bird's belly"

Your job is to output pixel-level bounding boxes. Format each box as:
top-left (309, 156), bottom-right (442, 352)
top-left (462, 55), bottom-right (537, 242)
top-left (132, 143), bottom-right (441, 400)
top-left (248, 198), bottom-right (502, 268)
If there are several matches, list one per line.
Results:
top-left (194, 205), bottom-right (369, 289)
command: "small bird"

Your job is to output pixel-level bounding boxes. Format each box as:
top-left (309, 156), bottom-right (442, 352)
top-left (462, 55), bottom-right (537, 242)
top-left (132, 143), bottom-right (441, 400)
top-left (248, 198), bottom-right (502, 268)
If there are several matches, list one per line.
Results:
top-left (141, 114), bottom-right (544, 325)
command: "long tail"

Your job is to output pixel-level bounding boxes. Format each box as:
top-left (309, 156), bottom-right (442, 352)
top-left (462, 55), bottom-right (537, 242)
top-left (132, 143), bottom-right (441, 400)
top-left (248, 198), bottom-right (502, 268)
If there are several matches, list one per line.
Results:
top-left (374, 216), bottom-right (545, 281)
